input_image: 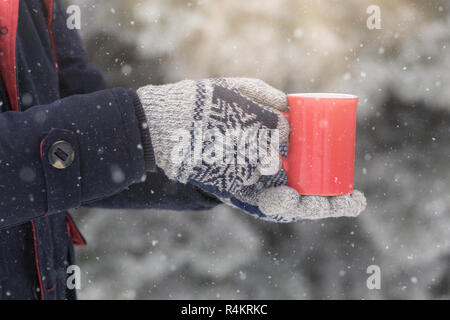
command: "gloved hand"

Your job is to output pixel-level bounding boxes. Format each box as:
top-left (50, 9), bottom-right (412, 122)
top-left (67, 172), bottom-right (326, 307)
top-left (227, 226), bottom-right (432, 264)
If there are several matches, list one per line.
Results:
top-left (137, 78), bottom-right (366, 222)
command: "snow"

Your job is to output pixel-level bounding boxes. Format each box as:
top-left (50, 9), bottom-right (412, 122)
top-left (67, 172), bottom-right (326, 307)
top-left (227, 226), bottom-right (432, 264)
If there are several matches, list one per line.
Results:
top-left (110, 165), bottom-right (126, 184)
top-left (67, 0), bottom-right (450, 299)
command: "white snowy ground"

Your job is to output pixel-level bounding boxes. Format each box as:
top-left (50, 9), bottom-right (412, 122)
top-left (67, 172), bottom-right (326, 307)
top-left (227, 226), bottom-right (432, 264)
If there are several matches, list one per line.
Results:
top-left (69, 0), bottom-right (450, 299)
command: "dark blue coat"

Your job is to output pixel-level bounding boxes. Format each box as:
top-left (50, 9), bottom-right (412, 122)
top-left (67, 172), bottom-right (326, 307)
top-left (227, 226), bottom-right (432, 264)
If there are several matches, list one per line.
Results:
top-left (0, 0), bottom-right (218, 300)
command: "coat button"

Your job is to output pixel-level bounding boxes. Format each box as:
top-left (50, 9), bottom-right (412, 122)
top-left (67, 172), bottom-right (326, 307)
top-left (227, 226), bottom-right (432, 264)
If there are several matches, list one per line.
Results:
top-left (48, 140), bottom-right (75, 169)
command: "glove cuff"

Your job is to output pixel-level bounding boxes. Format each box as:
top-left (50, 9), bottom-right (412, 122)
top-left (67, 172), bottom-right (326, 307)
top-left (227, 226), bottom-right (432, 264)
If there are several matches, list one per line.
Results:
top-left (136, 81), bottom-right (199, 181)
top-left (130, 89), bottom-right (156, 172)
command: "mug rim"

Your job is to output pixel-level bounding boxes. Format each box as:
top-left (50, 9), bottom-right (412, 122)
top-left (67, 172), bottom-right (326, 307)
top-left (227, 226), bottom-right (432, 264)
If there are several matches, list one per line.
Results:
top-left (288, 93), bottom-right (358, 99)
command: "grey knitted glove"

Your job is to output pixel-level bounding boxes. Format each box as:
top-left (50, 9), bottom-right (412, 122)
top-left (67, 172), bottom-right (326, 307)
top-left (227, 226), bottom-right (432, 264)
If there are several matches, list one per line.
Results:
top-left (137, 78), bottom-right (366, 222)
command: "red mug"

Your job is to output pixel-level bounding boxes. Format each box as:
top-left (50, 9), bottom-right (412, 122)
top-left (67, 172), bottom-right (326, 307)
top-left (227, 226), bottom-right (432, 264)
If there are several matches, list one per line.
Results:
top-left (280, 93), bottom-right (358, 196)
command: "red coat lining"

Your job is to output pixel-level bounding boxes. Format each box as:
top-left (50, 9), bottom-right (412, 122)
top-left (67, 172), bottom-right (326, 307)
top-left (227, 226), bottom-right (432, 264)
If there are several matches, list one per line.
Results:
top-left (0, 0), bottom-right (57, 112)
top-left (0, 0), bottom-right (20, 111)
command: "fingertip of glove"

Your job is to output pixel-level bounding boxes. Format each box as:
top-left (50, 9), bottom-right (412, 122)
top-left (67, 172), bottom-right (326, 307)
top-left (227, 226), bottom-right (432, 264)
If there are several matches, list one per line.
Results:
top-left (257, 185), bottom-right (298, 215)
top-left (276, 111), bottom-right (291, 142)
top-left (224, 77), bottom-right (289, 112)
top-left (351, 190), bottom-right (367, 215)
top-left (329, 190), bottom-right (367, 218)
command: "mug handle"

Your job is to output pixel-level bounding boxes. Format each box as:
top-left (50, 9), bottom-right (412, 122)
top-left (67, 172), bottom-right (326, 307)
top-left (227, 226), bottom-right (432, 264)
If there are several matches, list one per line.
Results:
top-left (279, 111), bottom-right (290, 173)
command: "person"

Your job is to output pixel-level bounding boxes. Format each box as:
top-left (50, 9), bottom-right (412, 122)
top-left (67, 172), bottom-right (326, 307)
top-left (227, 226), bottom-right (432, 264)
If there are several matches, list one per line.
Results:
top-left (0, 0), bottom-right (366, 300)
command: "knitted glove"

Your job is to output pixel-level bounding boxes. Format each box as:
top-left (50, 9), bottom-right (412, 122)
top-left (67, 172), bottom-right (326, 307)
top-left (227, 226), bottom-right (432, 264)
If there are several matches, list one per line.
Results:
top-left (228, 157), bottom-right (367, 222)
top-left (137, 78), bottom-right (366, 222)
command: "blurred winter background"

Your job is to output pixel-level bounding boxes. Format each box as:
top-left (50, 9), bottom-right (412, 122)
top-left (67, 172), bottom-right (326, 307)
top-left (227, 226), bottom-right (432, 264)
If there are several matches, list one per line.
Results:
top-left (67, 0), bottom-right (450, 299)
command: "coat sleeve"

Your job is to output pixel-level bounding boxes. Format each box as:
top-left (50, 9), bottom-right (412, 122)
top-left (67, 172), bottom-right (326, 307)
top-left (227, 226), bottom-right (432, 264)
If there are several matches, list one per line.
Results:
top-left (49, 0), bottom-right (220, 212)
top-left (83, 168), bottom-right (221, 211)
top-left (51, 0), bottom-right (107, 97)
top-left (0, 88), bottom-right (148, 230)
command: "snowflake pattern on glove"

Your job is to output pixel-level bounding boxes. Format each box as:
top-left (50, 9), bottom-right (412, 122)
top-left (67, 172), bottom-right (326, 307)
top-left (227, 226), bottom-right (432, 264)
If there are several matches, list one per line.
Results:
top-left (179, 80), bottom-right (288, 198)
